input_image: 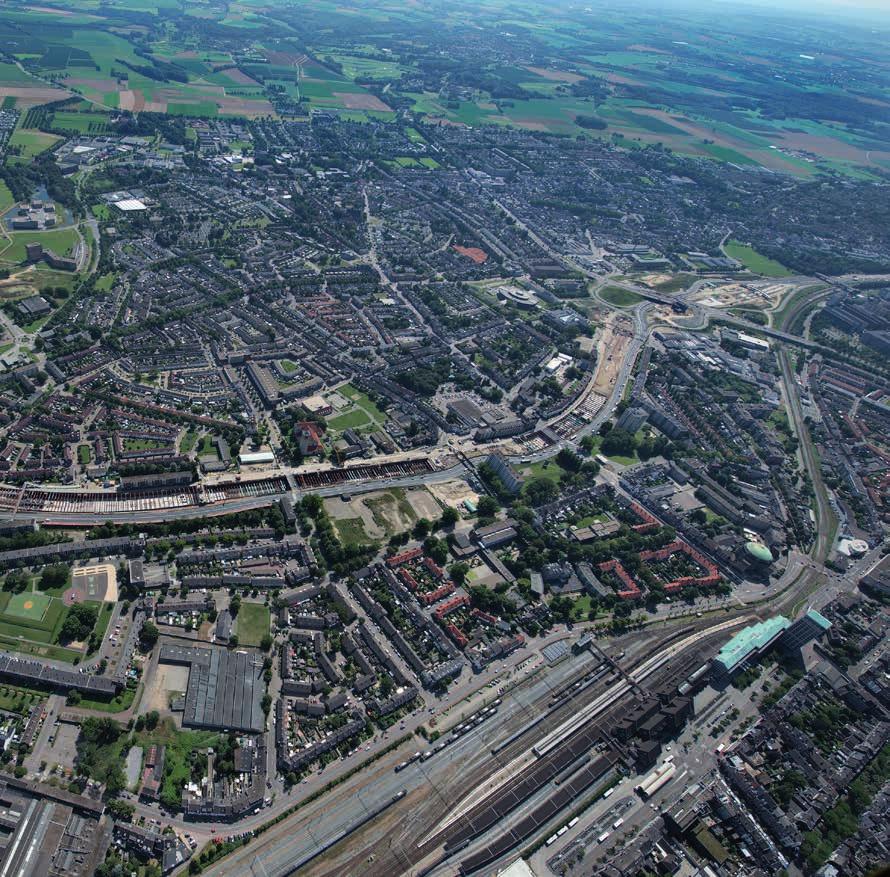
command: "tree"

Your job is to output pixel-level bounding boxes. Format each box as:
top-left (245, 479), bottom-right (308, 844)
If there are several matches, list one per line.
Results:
top-left (450, 563), bottom-right (470, 585)
top-left (39, 563), bottom-right (69, 590)
top-left (2, 570), bottom-right (29, 594)
top-left (556, 448), bottom-right (582, 473)
top-left (476, 495), bottom-right (499, 518)
top-left (413, 518), bottom-right (431, 539)
top-left (139, 621), bottom-right (159, 651)
top-left (229, 594), bottom-right (242, 617)
top-left (260, 634), bottom-right (273, 652)
top-left (229, 634), bottom-right (239, 648)
top-left (524, 477), bottom-right (559, 507)
top-left (439, 506), bottom-right (459, 528)
top-left (106, 799), bottom-right (135, 822)
top-left (58, 603), bottom-right (99, 644)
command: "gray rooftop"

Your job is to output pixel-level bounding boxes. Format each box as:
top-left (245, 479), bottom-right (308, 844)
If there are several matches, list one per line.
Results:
top-left (159, 643), bottom-right (265, 733)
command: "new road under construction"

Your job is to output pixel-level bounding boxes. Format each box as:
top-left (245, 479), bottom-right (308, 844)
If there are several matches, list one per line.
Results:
top-left (211, 613), bottom-right (752, 877)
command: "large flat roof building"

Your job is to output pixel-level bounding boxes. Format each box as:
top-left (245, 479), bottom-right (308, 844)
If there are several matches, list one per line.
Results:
top-left (711, 616), bottom-right (790, 682)
top-left (159, 643), bottom-right (265, 733)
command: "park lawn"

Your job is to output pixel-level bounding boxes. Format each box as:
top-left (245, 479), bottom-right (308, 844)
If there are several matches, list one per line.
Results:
top-left (77, 683), bottom-right (138, 713)
top-left (234, 602), bottom-right (270, 647)
top-left (122, 437), bottom-right (166, 451)
top-left (23, 315), bottom-right (50, 334)
top-left (91, 204), bottom-right (112, 220)
top-left (328, 407), bottom-right (373, 431)
top-left (93, 602), bottom-right (114, 643)
top-left (576, 513), bottom-right (610, 527)
top-left (334, 516), bottom-right (375, 548)
top-left (77, 444), bottom-right (91, 464)
top-left (570, 594), bottom-right (595, 620)
top-left (0, 683), bottom-right (45, 712)
top-left (280, 359), bottom-right (299, 374)
top-left (520, 458), bottom-right (567, 482)
top-left (180, 430), bottom-right (199, 453)
top-left (702, 507), bottom-right (725, 524)
top-left (329, 384), bottom-right (387, 431)
top-left (196, 434), bottom-right (216, 456)
top-left (585, 435), bottom-right (638, 466)
top-left (724, 240), bottom-right (793, 277)
top-left (94, 272), bottom-right (116, 292)
top-left (0, 228), bottom-right (80, 264)
top-left (0, 631), bottom-right (81, 662)
top-left (599, 285), bottom-right (643, 307)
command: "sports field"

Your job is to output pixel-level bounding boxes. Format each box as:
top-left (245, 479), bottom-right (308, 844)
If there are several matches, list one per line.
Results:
top-left (5, 590), bottom-right (52, 621)
top-left (0, 589), bottom-right (66, 644)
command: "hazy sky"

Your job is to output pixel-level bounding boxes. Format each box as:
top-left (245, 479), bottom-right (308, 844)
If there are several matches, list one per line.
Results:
top-left (710, 0), bottom-right (890, 20)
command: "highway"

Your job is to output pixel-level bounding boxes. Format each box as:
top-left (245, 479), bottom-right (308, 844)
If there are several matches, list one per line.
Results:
top-left (778, 348), bottom-right (837, 564)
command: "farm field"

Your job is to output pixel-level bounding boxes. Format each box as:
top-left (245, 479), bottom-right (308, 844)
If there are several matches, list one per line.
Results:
top-left (6, 125), bottom-right (61, 161)
top-left (0, 181), bottom-right (13, 213)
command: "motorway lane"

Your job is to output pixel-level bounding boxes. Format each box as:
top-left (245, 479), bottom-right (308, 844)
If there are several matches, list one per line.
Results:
top-left (778, 348), bottom-right (837, 564)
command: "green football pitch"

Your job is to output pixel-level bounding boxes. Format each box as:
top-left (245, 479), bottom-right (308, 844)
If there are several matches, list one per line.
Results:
top-left (5, 591), bottom-right (51, 621)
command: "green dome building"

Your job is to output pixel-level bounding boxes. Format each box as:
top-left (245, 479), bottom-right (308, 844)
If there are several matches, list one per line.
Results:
top-left (744, 541), bottom-right (774, 564)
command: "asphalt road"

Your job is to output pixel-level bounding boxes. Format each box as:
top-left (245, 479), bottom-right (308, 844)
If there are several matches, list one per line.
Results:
top-left (778, 348), bottom-right (837, 564)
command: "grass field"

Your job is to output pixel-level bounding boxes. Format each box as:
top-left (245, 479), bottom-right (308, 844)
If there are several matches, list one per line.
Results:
top-left (724, 240), bottom-right (793, 277)
top-left (0, 683), bottom-right (45, 712)
top-left (0, 181), bottom-right (14, 213)
top-left (0, 589), bottom-right (104, 661)
top-left (334, 516), bottom-right (375, 548)
top-left (122, 437), bottom-right (166, 451)
top-left (0, 228), bottom-right (79, 265)
top-left (599, 286), bottom-right (643, 307)
top-left (770, 284), bottom-right (825, 330)
top-left (180, 430), bottom-right (198, 453)
top-left (235, 602), bottom-right (270, 647)
top-left (50, 110), bottom-right (109, 134)
top-left (0, 632), bottom-right (81, 662)
top-left (77, 683), bottom-right (138, 714)
top-left (328, 384), bottom-right (387, 433)
top-left (6, 124), bottom-right (61, 162)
